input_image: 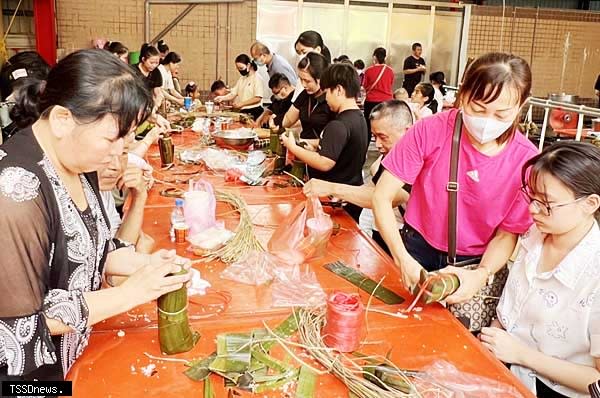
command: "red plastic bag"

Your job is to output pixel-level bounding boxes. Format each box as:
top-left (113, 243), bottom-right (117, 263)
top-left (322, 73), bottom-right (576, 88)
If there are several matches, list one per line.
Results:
top-left (268, 195), bottom-right (333, 265)
top-left (183, 179), bottom-right (216, 236)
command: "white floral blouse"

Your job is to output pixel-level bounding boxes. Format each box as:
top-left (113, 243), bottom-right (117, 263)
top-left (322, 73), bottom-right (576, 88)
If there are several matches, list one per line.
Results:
top-left (497, 222), bottom-right (600, 397)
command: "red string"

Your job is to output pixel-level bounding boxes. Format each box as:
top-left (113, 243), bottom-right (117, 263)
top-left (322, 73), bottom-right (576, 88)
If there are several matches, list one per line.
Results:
top-left (322, 292), bottom-right (365, 352)
top-left (404, 273), bottom-right (446, 313)
top-left (187, 290), bottom-right (232, 320)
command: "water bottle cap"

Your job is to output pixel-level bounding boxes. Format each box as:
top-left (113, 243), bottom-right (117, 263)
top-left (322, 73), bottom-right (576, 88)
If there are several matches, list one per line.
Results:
top-left (175, 198), bottom-right (184, 206)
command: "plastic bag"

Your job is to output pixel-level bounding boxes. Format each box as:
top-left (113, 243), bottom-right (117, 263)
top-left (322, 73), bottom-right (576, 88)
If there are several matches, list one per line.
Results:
top-left (271, 264), bottom-right (327, 307)
top-left (198, 148), bottom-right (243, 171)
top-left (184, 179), bottom-right (216, 236)
top-left (187, 225), bottom-right (233, 255)
top-left (416, 360), bottom-right (522, 397)
top-left (220, 251), bottom-right (277, 285)
top-left (268, 196), bottom-right (333, 265)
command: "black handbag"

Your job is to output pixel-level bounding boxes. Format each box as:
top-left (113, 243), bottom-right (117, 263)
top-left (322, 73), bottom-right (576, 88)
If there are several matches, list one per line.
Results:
top-left (445, 113), bottom-right (509, 332)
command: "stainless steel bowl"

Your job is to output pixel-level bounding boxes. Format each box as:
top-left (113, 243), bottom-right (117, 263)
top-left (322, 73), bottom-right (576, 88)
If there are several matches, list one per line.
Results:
top-left (213, 130), bottom-right (257, 150)
top-left (548, 93), bottom-right (579, 104)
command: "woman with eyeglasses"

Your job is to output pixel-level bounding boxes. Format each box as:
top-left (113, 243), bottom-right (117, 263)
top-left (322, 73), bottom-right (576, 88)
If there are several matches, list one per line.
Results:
top-left (214, 54), bottom-right (264, 120)
top-left (373, 53), bottom-right (538, 304)
top-left (481, 141), bottom-right (600, 398)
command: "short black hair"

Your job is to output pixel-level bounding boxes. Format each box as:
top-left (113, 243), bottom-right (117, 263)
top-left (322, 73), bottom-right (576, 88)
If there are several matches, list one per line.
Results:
top-left (320, 63), bottom-right (360, 98)
top-left (210, 80), bottom-right (227, 93)
top-left (412, 42), bottom-right (422, 51)
top-left (353, 59), bottom-right (365, 70)
top-left (268, 73), bottom-right (290, 89)
top-left (373, 47), bottom-right (386, 64)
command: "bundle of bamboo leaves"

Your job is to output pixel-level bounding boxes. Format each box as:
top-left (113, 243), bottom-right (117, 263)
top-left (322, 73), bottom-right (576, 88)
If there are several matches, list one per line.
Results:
top-left (413, 269), bottom-right (460, 305)
top-left (184, 311), bottom-right (316, 396)
top-left (157, 270), bottom-right (201, 354)
top-left (197, 191), bottom-right (263, 264)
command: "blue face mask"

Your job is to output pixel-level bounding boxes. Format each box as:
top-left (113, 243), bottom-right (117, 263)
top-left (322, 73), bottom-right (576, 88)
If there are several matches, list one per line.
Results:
top-left (254, 57), bottom-right (265, 67)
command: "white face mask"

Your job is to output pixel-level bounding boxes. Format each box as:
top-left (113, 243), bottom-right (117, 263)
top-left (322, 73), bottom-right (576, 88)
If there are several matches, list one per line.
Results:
top-left (462, 111), bottom-right (514, 144)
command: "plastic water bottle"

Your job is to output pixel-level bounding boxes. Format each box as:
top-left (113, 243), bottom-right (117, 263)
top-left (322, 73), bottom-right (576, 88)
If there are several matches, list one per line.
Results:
top-left (170, 198), bottom-right (185, 242)
top-left (357, 86), bottom-right (366, 105)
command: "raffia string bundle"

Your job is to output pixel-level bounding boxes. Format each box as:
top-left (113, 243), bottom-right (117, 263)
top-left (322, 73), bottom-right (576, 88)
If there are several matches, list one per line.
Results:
top-left (296, 309), bottom-right (421, 397)
top-left (322, 292), bottom-right (365, 353)
top-left (196, 190), bottom-right (263, 264)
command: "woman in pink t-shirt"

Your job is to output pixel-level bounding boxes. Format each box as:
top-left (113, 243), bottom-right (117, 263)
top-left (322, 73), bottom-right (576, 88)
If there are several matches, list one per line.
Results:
top-left (372, 53), bottom-right (538, 304)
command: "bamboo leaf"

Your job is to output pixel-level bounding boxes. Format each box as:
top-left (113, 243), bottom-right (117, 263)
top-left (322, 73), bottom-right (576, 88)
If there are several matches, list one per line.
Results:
top-left (203, 377), bottom-right (214, 398)
top-left (324, 261), bottom-right (405, 304)
top-left (296, 366), bottom-right (317, 398)
top-left (210, 333), bottom-right (252, 374)
top-left (251, 348), bottom-right (294, 373)
top-left (362, 364), bottom-right (419, 394)
top-left (158, 271), bottom-right (200, 354)
top-left (260, 310), bottom-right (300, 352)
top-left (184, 353), bottom-right (217, 381)
top-left (254, 368), bottom-right (300, 393)
top-left (420, 272), bottom-right (460, 304)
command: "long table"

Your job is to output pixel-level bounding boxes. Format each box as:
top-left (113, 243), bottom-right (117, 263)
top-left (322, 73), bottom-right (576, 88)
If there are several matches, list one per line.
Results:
top-left (65, 130), bottom-right (534, 397)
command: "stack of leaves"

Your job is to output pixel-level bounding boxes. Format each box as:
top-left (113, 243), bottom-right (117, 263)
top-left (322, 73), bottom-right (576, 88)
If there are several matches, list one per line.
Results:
top-left (184, 311), bottom-right (316, 396)
top-left (157, 270), bottom-right (201, 355)
top-left (197, 190), bottom-right (264, 264)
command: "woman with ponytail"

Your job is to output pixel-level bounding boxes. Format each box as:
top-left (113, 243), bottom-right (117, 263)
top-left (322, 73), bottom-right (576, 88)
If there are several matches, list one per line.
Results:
top-left (214, 54), bottom-right (265, 120)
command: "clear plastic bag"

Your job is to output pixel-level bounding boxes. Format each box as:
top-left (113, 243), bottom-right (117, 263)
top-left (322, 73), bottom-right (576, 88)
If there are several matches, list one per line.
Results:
top-left (198, 148), bottom-right (243, 171)
top-left (271, 264), bottom-right (327, 307)
top-left (267, 196), bottom-right (333, 265)
top-left (416, 360), bottom-right (522, 397)
top-left (220, 251), bottom-right (277, 286)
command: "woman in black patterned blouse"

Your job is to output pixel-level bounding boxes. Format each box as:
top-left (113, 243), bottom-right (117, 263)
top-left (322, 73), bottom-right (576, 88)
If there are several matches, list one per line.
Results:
top-left (0, 49), bottom-right (192, 388)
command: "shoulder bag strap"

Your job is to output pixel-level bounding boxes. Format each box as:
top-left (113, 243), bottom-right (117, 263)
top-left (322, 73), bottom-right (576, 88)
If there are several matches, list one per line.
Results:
top-left (447, 112), bottom-right (463, 266)
top-left (365, 64), bottom-right (388, 94)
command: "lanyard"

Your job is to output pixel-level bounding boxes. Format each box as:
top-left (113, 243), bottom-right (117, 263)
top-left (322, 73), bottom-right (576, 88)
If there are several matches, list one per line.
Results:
top-left (306, 96), bottom-right (322, 140)
top-left (307, 96), bottom-right (319, 118)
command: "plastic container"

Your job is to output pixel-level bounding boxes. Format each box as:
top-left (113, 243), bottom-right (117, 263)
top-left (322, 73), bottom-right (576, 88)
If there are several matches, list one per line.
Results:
top-left (170, 198), bottom-right (186, 242)
top-left (129, 51), bottom-right (140, 65)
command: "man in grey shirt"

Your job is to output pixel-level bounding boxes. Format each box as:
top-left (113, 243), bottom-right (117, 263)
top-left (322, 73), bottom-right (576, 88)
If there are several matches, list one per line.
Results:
top-left (250, 41), bottom-right (298, 87)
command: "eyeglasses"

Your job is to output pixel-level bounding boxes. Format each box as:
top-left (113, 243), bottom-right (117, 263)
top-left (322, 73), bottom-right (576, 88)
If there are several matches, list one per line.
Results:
top-left (520, 185), bottom-right (586, 216)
